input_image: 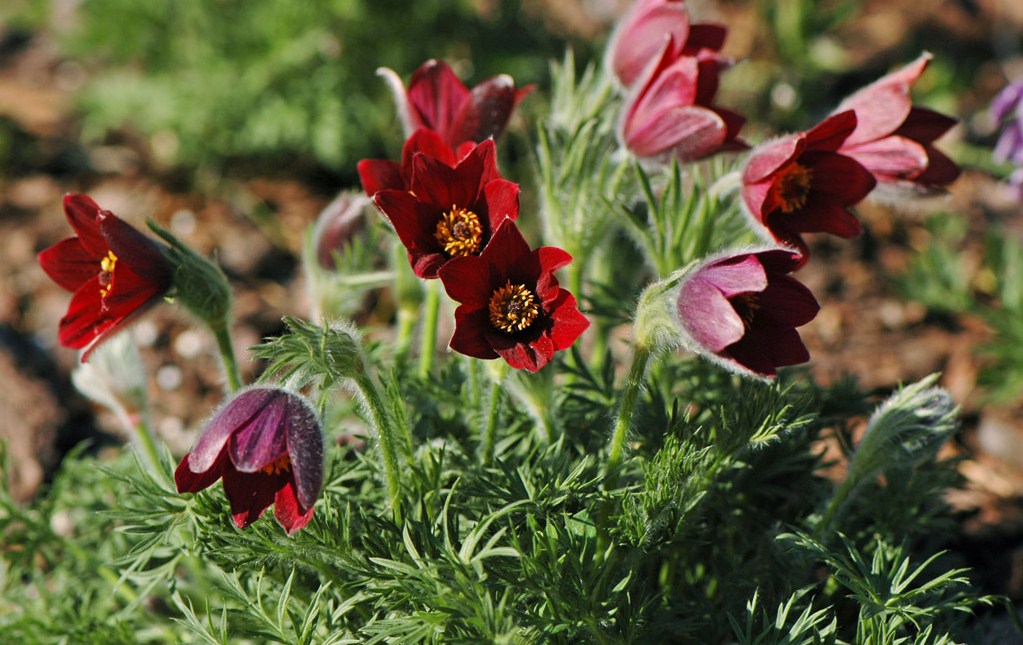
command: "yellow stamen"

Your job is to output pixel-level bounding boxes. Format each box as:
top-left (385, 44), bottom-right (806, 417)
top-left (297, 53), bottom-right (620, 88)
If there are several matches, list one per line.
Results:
top-left (489, 281), bottom-right (540, 333)
top-left (261, 454), bottom-right (292, 476)
top-left (435, 205), bottom-right (483, 258)
top-left (98, 250), bottom-right (117, 298)
top-left (770, 162), bottom-right (813, 213)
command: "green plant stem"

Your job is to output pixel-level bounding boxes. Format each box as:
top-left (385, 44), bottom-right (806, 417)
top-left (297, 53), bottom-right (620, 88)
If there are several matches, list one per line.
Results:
top-left (480, 378), bottom-right (503, 466)
top-left (605, 345), bottom-right (652, 486)
top-left (353, 370), bottom-right (405, 523)
top-left (130, 413), bottom-right (163, 476)
top-left (418, 281), bottom-right (441, 378)
top-left (212, 321), bottom-right (242, 392)
top-left (815, 476), bottom-right (858, 541)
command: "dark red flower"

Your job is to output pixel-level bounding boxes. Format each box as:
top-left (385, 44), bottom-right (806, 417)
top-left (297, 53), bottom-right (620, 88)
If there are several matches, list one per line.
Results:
top-left (356, 128), bottom-right (494, 196)
top-left (675, 248), bottom-right (819, 377)
top-left (37, 194), bottom-right (173, 360)
top-left (175, 386), bottom-right (324, 534)
top-left (619, 36), bottom-right (746, 161)
top-left (373, 139), bottom-right (519, 279)
top-left (438, 219), bottom-right (589, 372)
top-left (378, 59), bottom-right (533, 149)
top-left (833, 53), bottom-right (960, 192)
top-left (741, 111), bottom-right (876, 261)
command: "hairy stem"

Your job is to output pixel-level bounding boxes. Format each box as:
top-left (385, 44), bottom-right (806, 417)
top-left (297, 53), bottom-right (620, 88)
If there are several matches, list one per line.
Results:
top-left (353, 370), bottom-right (405, 523)
top-left (212, 321), bottom-right (242, 392)
top-left (418, 281), bottom-right (441, 378)
top-left (480, 377), bottom-right (504, 466)
top-left (605, 345), bottom-right (652, 486)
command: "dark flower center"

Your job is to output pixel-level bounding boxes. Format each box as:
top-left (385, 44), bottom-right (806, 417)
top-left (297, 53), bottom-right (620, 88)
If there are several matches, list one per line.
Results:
top-left (771, 162), bottom-right (813, 213)
top-left (731, 293), bottom-right (761, 330)
top-left (489, 281), bottom-right (540, 333)
top-left (98, 250), bottom-right (117, 298)
top-left (435, 205), bottom-right (483, 258)
top-left (261, 454), bottom-right (292, 475)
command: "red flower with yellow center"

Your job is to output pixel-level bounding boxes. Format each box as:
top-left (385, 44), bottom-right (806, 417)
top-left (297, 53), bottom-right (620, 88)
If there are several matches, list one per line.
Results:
top-left (373, 139), bottom-right (519, 279)
top-left (175, 386), bottom-right (324, 534)
top-left (741, 111), bottom-right (876, 263)
top-left (438, 219), bottom-right (589, 372)
top-left (37, 194), bottom-right (173, 360)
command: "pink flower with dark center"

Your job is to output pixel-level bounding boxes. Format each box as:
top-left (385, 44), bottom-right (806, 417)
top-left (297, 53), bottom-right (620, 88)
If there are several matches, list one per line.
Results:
top-left (378, 59), bottom-right (532, 150)
top-left (438, 219), bottom-right (589, 372)
top-left (373, 139), bottom-right (518, 279)
top-left (605, 0), bottom-right (728, 89)
top-left (37, 194), bottom-right (173, 360)
top-left (175, 386), bottom-right (324, 534)
top-left (833, 53), bottom-right (960, 192)
top-left (741, 111), bottom-right (876, 262)
top-left (675, 248), bottom-right (819, 377)
top-left (619, 36), bottom-right (746, 161)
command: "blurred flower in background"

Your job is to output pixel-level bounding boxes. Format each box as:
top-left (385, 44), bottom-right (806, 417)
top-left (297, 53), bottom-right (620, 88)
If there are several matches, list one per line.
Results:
top-left (991, 74), bottom-right (1023, 199)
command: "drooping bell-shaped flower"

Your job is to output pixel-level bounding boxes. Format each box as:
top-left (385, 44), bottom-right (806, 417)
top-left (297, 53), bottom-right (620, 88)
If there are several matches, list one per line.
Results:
top-left (377, 59), bottom-right (532, 150)
top-left (175, 386), bottom-right (324, 534)
top-left (674, 248), bottom-right (819, 378)
top-left (37, 194), bottom-right (173, 360)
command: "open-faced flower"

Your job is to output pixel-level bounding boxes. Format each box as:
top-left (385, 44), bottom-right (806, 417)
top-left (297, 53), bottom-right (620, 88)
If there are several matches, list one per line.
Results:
top-left (373, 139), bottom-right (519, 279)
top-left (674, 248), bottom-right (819, 378)
top-left (741, 111), bottom-right (876, 261)
top-left (37, 194), bottom-right (173, 360)
top-left (619, 36), bottom-right (746, 161)
top-left (175, 386), bottom-right (324, 534)
top-left (438, 219), bottom-right (589, 372)
top-left (833, 53), bottom-right (959, 192)
top-left (605, 0), bottom-right (728, 89)
top-left (377, 59), bottom-right (532, 150)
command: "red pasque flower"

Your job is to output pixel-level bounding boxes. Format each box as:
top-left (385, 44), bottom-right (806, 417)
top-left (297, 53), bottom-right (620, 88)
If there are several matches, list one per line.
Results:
top-left (37, 194), bottom-right (173, 360)
top-left (373, 139), bottom-right (519, 279)
top-left (619, 36), bottom-right (746, 161)
top-left (175, 386), bottom-right (324, 534)
top-left (438, 218), bottom-right (589, 372)
top-left (605, 0), bottom-right (729, 89)
top-left (741, 111), bottom-right (876, 261)
top-left (378, 59), bottom-right (533, 149)
top-left (675, 248), bottom-right (819, 378)
top-left (833, 52), bottom-right (960, 192)
top-left (357, 128), bottom-right (496, 197)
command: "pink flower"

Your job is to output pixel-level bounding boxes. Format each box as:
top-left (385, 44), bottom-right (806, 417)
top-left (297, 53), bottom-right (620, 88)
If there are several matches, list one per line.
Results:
top-left (175, 386), bottom-right (324, 534)
top-left (675, 249), bottom-right (819, 377)
top-left (605, 0), bottom-right (727, 89)
top-left (619, 36), bottom-right (746, 161)
top-left (741, 112), bottom-right (876, 262)
top-left (833, 53), bottom-right (959, 192)
top-left (378, 59), bottom-right (532, 150)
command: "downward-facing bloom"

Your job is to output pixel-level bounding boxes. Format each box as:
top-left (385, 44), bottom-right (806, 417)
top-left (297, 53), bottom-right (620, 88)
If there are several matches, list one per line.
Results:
top-left (674, 249), bottom-right (819, 377)
top-left (175, 386), bottom-right (324, 534)
top-left (373, 139), bottom-right (518, 279)
top-left (37, 194), bottom-right (173, 360)
top-left (619, 36), bottom-right (746, 161)
top-left (438, 219), bottom-right (589, 372)
top-left (991, 75), bottom-right (1023, 199)
top-left (833, 53), bottom-right (960, 192)
top-left (741, 111), bottom-right (876, 261)
top-left (357, 128), bottom-right (496, 197)
top-left (605, 0), bottom-right (729, 89)
top-left (378, 59), bottom-right (532, 150)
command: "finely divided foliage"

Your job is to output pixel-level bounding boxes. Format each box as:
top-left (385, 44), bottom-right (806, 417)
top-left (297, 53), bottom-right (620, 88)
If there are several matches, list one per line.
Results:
top-left (9, 0), bottom-right (1004, 642)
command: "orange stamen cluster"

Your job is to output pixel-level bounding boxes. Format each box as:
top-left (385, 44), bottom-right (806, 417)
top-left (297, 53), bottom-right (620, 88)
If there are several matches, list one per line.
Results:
top-left (435, 205), bottom-right (483, 258)
top-left (261, 454), bottom-right (292, 476)
top-left (489, 281), bottom-right (540, 333)
top-left (771, 162), bottom-right (813, 213)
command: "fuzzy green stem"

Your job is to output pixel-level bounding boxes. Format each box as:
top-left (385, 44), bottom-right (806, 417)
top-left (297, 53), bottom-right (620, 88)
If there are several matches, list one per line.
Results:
top-left (353, 370), bottom-right (405, 523)
top-left (130, 413), bottom-right (163, 476)
top-left (480, 379), bottom-right (504, 466)
top-left (814, 476), bottom-right (859, 541)
top-left (605, 345), bottom-right (652, 485)
top-left (418, 281), bottom-right (441, 378)
top-left (211, 321), bottom-right (242, 392)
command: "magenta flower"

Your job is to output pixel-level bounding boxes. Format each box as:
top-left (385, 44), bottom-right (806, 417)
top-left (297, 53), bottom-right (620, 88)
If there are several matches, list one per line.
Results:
top-left (438, 219), bottom-right (589, 372)
top-left (378, 59), bottom-right (532, 150)
top-left (833, 53), bottom-right (959, 191)
top-left (741, 111), bottom-right (876, 262)
top-left (991, 75), bottom-right (1023, 199)
top-left (619, 36), bottom-right (746, 161)
top-left (37, 194), bottom-right (173, 360)
top-left (175, 387), bottom-right (324, 534)
top-left (675, 249), bottom-right (819, 377)
top-left (605, 0), bottom-right (727, 89)
top-left (373, 139), bottom-right (519, 279)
